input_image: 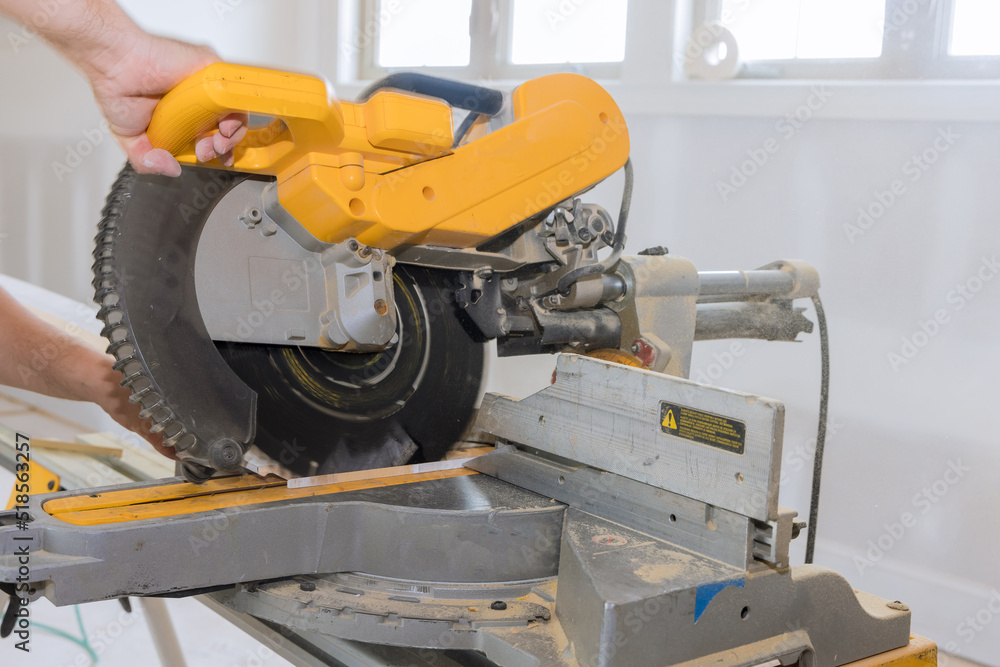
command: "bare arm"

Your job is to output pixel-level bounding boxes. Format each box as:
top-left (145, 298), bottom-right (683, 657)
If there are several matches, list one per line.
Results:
top-left (0, 0), bottom-right (245, 175)
top-left (0, 0), bottom-right (242, 456)
top-left (0, 286), bottom-right (172, 458)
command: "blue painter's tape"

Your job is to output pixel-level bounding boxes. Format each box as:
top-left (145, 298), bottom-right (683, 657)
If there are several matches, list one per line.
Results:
top-left (694, 577), bottom-right (745, 622)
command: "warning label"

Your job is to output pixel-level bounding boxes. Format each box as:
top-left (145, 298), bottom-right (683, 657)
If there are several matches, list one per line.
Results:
top-left (659, 402), bottom-right (746, 455)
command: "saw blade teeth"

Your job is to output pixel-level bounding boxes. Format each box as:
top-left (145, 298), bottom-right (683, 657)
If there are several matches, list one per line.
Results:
top-left (93, 278), bottom-right (116, 296)
top-left (112, 357), bottom-right (142, 374)
top-left (91, 167), bottom-right (190, 456)
top-left (167, 433), bottom-right (197, 453)
top-left (118, 369), bottom-right (145, 385)
top-left (129, 384), bottom-right (154, 403)
top-left (100, 323), bottom-right (129, 344)
top-left (107, 346), bottom-right (136, 365)
top-left (142, 405), bottom-right (172, 425)
top-left (101, 309), bottom-right (124, 327)
top-left (158, 423), bottom-right (189, 443)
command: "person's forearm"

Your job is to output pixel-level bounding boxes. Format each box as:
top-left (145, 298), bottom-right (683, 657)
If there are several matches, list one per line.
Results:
top-left (0, 0), bottom-right (143, 80)
top-left (0, 286), bottom-right (171, 456)
top-left (1, 0), bottom-right (237, 175)
top-left (0, 286), bottom-right (100, 400)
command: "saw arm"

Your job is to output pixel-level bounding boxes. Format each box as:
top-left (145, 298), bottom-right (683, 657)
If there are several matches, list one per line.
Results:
top-left (147, 63), bottom-right (629, 249)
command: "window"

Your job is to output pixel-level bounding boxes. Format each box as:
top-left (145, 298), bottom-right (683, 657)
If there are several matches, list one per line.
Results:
top-left (358, 0), bottom-right (629, 81)
top-left (949, 0), bottom-right (1000, 56)
top-left (509, 0), bottom-right (628, 65)
top-left (692, 0), bottom-right (1000, 79)
top-left (721, 0), bottom-right (885, 60)
top-left (377, 0), bottom-right (472, 67)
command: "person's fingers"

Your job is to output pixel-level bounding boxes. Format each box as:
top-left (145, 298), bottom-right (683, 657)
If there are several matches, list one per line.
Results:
top-left (218, 113), bottom-right (248, 138)
top-left (139, 148), bottom-right (183, 177)
top-left (195, 134), bottom-right (217, 162)
top-left (146, 433), bottom-right (177, 461)
top-left (212, 123), bottom-right (248, 156)
top-left (137, 422), bottom-right (176, 461)
top-left (119, 132), bottom-right (182, 177)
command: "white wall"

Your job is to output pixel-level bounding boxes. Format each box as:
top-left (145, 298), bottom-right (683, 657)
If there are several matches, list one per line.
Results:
top-left (0, 0), bottom-right (325, 302)
top-left (626, 112), bottom-right (1000, 663)
top-left (0, 1), bottom-right (997, 663)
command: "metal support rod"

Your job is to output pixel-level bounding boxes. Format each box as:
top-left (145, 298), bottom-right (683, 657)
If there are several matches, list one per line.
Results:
top-left (698, 270), bottom-right (796, 298)
top-left (694, 302), bottom-right (814, 342)
top-left (139, 598), bottom-right (188, 667)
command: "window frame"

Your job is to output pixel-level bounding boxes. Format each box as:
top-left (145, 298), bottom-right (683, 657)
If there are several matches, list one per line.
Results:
top-left (693, 0), bottom-right (1000, 80)
top-left (354, 0), bottom-right (625, 84)
top-left (326, 0), bottom-right (1000, 125)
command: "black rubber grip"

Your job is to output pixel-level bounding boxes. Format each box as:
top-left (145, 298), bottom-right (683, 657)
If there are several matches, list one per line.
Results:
top-left (358, 73), bottom-right (504, 116)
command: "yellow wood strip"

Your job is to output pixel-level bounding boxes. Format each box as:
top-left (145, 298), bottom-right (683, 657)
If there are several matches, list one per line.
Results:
top-left (444, 446), bottom-right (493, 460)
top-left (44, 474), bottom-right (287, 514)
top-left (52, 468), bottom-right (478, 526)
top-left (844, 635), bottom-right (937, 666)
top-left (33, 438), bottom-right (123, 459)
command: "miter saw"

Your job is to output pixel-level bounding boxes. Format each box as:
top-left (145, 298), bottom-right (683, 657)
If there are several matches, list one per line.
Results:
top-left (90, 63), bottom-right (818, 484)
top-left (0, 66), bottom-right (936, 665)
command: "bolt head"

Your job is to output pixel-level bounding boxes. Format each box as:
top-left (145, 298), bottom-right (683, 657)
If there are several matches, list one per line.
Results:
top-left (208, 438), bottom-right (243, 471)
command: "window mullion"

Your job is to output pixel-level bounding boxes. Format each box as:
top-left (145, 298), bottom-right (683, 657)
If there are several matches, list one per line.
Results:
top-left (882, 0), bottom-right (946, 77)
top-left (930, 0), bottom-right (957, 69)
top-left (468, 0), bottom-right (501, 81)
top-left (695, 0), bottom-right (723, 27)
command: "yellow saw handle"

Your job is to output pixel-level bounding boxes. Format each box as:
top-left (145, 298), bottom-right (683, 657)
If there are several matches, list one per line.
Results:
top-left (146, 63), bottom-right (629, 251)
top-left (147, 63), bottom-right (345, 174)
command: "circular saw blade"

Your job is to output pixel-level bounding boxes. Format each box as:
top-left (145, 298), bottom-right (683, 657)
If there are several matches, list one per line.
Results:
top-left (94, 165), bottom-right (484, 479)
top-left (217, 265), bottom-right (486, 477)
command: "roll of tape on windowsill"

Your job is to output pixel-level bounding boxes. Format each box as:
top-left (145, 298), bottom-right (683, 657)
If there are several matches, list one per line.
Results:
top-left (685, 22), bottom-right (741, 81)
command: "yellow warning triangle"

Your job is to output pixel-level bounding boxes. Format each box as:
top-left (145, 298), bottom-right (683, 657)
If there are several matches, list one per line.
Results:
top-left (662, 410), bottom-right (677, 430)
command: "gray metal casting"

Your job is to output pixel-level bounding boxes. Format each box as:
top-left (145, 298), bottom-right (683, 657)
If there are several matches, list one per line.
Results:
top-left (196, 179), bottom-right (397, 351)
top-left (556, 509), bottom-right (910, 667)
top-left (477, 354), bottom-right (784, 522)
top-left (216, 508), bottom-right (909, 667)
top-left (0, 474), bottom-right (563, 607)
top-left (0, 349), bottom-right (914, 667)
top-left (612, 254), bottom-right (700, 376)
top-left (466, 444), bottom-right (758, 569)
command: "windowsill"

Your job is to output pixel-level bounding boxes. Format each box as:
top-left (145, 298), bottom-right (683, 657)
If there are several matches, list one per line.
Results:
top-left (604, 79), bottom-right (1000, 123)
top-left (335, 76), bottom-right (1000, 124)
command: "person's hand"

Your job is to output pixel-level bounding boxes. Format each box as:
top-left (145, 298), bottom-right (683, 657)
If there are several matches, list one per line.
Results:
top-left (55, 341), bottom-right (175, 460)
top-left (89, 32), bottom-right (248, 177)
top-left (90, 361), bottom-right (176, 461)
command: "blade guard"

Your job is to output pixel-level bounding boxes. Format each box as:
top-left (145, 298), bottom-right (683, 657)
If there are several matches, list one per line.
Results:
top-left (148, 63), bottom-right (630, 250)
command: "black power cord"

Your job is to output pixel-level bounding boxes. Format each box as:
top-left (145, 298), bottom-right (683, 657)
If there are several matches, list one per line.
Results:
top-left (805, 293), bottom-right (830, 564)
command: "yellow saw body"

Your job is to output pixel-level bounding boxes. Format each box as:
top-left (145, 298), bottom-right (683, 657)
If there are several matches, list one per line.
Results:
top-left (147, 63), bottom-right (629, 249)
